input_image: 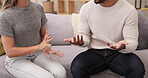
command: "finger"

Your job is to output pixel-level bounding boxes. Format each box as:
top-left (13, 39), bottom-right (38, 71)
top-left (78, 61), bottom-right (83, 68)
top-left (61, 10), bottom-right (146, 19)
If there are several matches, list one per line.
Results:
top-left (64, 38), bottom-right (72, 42)
top-left (110, 45), bottom-right (116, 49)
top-left (45, 51), bottom-right (51, 58)
top-left (73, 36), bottom-right (76, 43)
top-left (46, 38), bottom-right (52, 43)
top-left (44, 31), bottom-right (49, 40)
top-left (123, 41), bottom-right (129, 45)
top-left (80, 35), bottom-right (83, 42)
top-left (47, 36), bottom-right (52, 40)
top-left (77, 35), bottom-right (80, 42)
top-left (109, 44), bottom-right (117, 49)
top-left (56, 52), bottom-right (64, 57)
top-left (64, 39), bottom-right (70, 42)
top-left (104, 41), bottom-right (111, 46)
top-left (49, 50), bottom-right (60, 54)
top-left (116, 44), bottom-right (122, 50)
top-left (46, 44), bottom-right (51, 48)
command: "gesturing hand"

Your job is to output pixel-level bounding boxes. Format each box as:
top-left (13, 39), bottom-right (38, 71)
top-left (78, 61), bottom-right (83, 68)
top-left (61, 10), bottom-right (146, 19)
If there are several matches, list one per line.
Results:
top-left (38, 31), bottom-right (52, 51)
top-left (104, 40), bottom-right (129, 50)
top-left (44, 46), bottom-right (64, 58)
top-left (64, 35), bottom-right (84, 46)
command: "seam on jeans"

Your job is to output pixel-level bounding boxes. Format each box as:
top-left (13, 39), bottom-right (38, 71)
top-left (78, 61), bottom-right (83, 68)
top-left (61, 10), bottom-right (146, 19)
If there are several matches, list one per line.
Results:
top-left (110, 62), bottom-right (125, 75)
top-left (89, 62), bottom-right (105, 73)
top-left (6, 65), bottom-right (38, 78)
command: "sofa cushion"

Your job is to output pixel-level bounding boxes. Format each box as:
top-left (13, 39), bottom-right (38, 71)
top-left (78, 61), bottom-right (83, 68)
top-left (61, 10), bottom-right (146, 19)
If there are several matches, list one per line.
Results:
top-left (71, 13), bottom-right (80, 35)
top-left (51, 45), bottom-right (125, 78)
top-left (137, 10), bottom-right (148, 50)
top-left (45, 14), bottom-right (74, 45)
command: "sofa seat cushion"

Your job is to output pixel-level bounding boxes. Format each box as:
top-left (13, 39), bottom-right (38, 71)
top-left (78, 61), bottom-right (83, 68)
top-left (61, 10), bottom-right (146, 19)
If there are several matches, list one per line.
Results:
top-left (134, 49), bottom-right (148, 78)
top-left (51, 45), bottom-right (125, 78)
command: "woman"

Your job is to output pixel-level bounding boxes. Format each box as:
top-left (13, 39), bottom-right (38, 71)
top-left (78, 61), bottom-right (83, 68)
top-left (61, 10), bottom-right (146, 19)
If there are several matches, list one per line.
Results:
top-left (0, 0), bottom-right (66, 78)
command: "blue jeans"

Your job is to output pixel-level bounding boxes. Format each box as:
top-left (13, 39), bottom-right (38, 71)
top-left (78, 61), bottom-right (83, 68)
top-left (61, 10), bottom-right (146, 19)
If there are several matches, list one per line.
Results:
top-left (71, 49), bottom-right (145, 78)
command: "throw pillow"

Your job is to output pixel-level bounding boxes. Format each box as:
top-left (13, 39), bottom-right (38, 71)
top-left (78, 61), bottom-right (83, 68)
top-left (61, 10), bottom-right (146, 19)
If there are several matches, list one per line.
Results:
top-left (71, 13), bottom-right (80, 35)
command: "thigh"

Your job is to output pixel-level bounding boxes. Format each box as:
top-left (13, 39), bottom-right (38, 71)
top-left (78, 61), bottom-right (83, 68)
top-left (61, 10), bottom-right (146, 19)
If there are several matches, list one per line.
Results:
top-left (71, 49), bottom-right (107, 75)
top-left (5, 59), bottom-right (54, 78)
top-left (108, 53), bottom-right (145, 76)
top-left (33, 52), bottom-right (66, 77)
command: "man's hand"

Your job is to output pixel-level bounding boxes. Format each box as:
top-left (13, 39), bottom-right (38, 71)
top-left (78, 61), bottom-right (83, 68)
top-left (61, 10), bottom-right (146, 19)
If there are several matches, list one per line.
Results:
top-left (64, 35), bottom-right (84, 46)
top-left (105, 40), bottom-right (129, 50)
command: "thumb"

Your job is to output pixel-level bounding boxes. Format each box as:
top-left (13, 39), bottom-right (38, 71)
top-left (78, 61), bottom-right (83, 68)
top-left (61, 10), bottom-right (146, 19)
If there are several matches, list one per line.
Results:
top-left (123, 41), bottom-right (129, 45)
top-left (46, 44), bottom-right (51, 47)
top-left (64, 38), bottom-right (71, 42)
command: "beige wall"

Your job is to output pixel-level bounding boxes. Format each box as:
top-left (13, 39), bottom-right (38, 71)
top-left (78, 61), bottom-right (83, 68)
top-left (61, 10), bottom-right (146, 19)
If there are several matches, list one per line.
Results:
top-left (32, 0), bottom-right (148, 13)
top-left (127, 0), bottom-right (147, 8)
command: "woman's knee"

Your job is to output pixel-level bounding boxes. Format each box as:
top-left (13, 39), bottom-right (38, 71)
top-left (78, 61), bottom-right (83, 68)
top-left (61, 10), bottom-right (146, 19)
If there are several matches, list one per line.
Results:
top-left (50, 66), bottom-right (67, 78)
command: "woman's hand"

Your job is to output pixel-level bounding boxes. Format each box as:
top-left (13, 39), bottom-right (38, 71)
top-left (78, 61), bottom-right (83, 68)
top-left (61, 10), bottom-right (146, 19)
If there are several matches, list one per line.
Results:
top-left (45, 47), bottom-right (64, 58)
top-left (38, 31), bottom-right (52, 51)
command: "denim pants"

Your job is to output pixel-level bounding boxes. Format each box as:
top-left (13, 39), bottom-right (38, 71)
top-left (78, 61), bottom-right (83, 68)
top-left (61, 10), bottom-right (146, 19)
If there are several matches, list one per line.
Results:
top-left (71, 49), bottom-right (145, 78)
top-left (5, 51), bottom-right (67, 78)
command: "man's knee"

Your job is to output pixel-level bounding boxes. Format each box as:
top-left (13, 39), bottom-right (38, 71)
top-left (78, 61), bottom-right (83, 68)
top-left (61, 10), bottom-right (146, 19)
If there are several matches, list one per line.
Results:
top-left (71, 56), bottom-right (86, 75)
top-left (126, 53), bottom-right (145, 74)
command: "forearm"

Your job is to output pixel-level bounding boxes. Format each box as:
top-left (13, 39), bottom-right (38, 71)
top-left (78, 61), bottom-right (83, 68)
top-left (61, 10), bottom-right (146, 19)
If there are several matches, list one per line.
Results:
top-left (122, 40), bottom-right (138, 52)
top-left (6, 44), bottom-right (41, 58)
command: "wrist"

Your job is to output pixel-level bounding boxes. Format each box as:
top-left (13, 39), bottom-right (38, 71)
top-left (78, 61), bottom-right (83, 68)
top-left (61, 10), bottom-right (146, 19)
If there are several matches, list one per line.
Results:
top-left (37, 44), bottom-right (42, 51)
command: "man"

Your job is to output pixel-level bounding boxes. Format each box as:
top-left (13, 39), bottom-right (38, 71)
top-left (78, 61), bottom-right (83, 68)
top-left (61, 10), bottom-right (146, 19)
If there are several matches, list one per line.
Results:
top-left (64, 0), bottom-right (145, 78)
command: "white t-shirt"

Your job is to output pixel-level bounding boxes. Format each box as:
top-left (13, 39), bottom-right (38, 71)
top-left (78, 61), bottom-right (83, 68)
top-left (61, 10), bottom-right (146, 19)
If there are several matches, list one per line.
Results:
top-left (78, 0), bottom-right (138, 52)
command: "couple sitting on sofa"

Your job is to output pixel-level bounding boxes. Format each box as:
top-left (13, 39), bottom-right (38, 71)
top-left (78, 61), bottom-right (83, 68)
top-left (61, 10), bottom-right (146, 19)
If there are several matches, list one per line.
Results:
top-left (0, 0), bottom-right (145, 78)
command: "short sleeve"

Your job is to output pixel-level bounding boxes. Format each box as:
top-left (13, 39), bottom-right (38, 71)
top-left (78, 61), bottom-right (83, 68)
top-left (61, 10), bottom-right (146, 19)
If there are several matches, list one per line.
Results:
top-left (0, 15), bottom-right (14, 37)
top-left (38, 4), bottom-right (48, 26)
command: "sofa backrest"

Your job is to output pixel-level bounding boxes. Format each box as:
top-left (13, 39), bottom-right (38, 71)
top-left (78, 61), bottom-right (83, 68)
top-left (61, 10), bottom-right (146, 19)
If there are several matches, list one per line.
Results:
top-left (45, 10), bottom-right (148, 50)
top-left (137, 10), bottom-right (148, 50)
top-left (45, 14), bottom-right (74, 45)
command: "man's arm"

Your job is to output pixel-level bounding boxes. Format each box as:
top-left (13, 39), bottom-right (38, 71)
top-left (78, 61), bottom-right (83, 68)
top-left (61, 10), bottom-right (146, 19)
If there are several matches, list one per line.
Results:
top-left (78, 5), bottom-right (91, 47)
top-left (64, 5), bottom-right (91, 46)
top-left (105, 9), bottom-right (138, 52)
top-left (122, 9), bottom-right (138, 52)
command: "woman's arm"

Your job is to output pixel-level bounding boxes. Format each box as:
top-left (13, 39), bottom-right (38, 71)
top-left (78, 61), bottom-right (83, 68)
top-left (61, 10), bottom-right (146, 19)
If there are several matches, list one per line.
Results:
top-left (2, 36), bottom-right (40, 58)
top-left (2, 30), bottom-right (51, 58)
top-left (40, 26), bottom-right (46, 41)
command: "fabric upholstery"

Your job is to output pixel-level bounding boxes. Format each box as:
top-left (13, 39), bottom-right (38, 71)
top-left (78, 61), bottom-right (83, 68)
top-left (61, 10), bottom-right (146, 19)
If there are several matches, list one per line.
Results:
top-left (45, 14), bottom-right (74, 45)
top-left (137, 10), bottom-right (148, 50)
top-left (71, 13), bottom-right (80, 35)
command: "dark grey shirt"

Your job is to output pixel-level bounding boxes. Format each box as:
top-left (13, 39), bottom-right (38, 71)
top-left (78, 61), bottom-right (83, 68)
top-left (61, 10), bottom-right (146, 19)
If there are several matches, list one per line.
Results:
top-left (0, 2), bottom-right (47, 47)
